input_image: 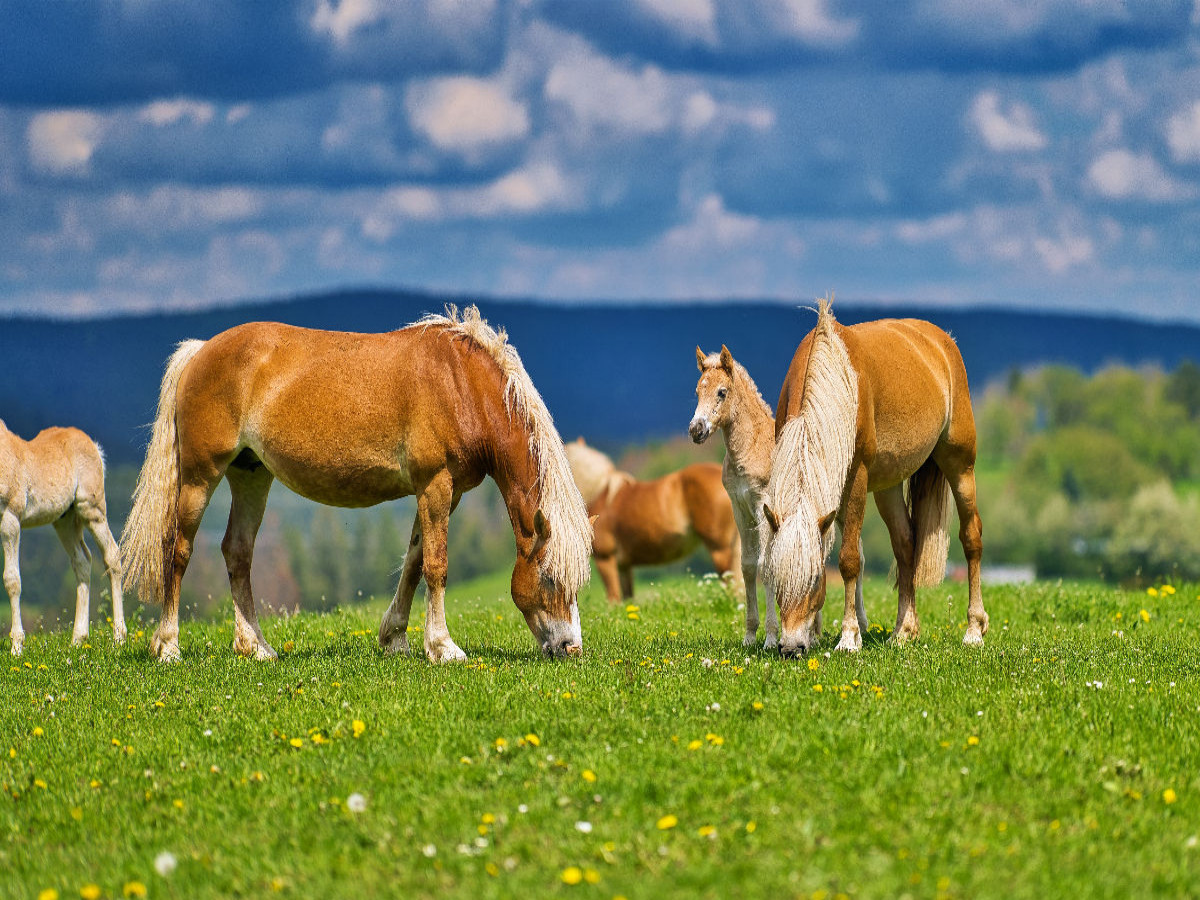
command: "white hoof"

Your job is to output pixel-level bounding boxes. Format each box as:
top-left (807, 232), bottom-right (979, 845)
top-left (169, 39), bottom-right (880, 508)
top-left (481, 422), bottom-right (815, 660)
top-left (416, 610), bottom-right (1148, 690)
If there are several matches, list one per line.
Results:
top-left (963, 628), bottom-right (985, 647)
top-left (154, 642), bottom-right (182, 662)
top-left (254, 642), bottom-right (279, 661)
top-left (71, 631), bottom-right (88, 647)
top-left (742, 633), bottom-right (758, 649)
top-left (426, 640), bottom-right (467, 663)
top-left (112, 626), bottom-right (127, 645)
top-left (10, 638), bottom-right (23, 657)
top-left (763, 633), bottom-right (779, 651)
top-left (835, 631), bottom-right (862, 653)
top-left (381, 633), bottom-right (411, 656)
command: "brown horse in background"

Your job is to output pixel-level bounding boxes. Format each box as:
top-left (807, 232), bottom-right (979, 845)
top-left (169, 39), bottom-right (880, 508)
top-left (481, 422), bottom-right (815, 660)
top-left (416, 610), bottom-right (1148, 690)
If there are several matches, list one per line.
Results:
top-left (760, 298), bottom-right (987, 656)
top-left (1, 419), bottom-right (126, 655)
top-left (565, 438), bottom-right (743, 602)
top-left (122, 305), bottom-right (593, 663)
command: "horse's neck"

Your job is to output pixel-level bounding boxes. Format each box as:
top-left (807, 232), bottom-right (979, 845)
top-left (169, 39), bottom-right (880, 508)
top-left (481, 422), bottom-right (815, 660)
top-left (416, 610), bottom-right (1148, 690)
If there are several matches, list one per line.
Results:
top-left (722, 393), bottom-right (774, 485)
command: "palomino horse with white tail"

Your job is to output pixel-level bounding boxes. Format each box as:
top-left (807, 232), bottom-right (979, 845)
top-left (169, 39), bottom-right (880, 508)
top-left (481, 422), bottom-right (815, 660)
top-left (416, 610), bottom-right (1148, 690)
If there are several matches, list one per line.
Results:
top-left (1, 420), bottom-right (126, 655)
top-left (691, 345), bottom-right (782, 649)
top-left (565, 438), bottom-right (743, 603)
top-left (122, 306), bottom-right (592, 663)
top-left (760, 299), bottom-right (987, 656)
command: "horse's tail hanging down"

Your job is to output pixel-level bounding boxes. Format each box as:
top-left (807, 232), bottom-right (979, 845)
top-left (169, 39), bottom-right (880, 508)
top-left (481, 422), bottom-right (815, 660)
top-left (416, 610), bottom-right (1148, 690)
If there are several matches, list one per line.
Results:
top-left (121, 340), bottom-right (206, 606)
top-left (908, 457), bottom-right (953, 588)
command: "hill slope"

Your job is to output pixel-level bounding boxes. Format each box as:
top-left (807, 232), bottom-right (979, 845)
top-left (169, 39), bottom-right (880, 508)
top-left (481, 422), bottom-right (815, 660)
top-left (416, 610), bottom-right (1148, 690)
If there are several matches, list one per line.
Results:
top-left (3, 290), bottom-right (1198, 462)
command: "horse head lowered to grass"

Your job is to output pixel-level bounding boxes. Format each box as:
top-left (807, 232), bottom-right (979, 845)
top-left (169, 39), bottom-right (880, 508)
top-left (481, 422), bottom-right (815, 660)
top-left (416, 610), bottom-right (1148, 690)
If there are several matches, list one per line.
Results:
top-left (760, 298), bottom-right (988, 657)
top-left (122, 305), bottom-right (592, 662)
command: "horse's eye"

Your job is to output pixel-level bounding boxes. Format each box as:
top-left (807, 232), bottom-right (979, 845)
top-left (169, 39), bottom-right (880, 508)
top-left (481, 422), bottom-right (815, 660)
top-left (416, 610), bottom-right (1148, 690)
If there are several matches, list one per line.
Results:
top-left (716, 388), bottom-right (728, 400)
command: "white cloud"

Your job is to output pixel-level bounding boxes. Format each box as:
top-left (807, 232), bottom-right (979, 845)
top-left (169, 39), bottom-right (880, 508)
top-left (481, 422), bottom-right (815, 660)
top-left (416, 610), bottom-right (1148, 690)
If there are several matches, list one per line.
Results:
top-left (140, 99), bottom-right (216, 127)
top-left (1034, 231), bottom-right (1094, 274)
top-left (969, 91), bottom-right (1047, 152)
top-left (27, 111), bottom-right (104, 173)
top-left (310, 0), bottom-right (381, 45)
top-left (1087, 148), bottom-right (1193, 202)
top-left (895, 212), bottom-right (968, 244)
top-left (636, 0), bottom-right (718, 45)
top-left (546, 52), bottom-right (674, 136)
top-left (1166, 100), bottom-right (1200, 163)
top-left (406, 77), bottom-right (530, 155)
top-left (778, 0), bottom-right (860, 45)
top-left (663, 194), bottom-right (763, 250)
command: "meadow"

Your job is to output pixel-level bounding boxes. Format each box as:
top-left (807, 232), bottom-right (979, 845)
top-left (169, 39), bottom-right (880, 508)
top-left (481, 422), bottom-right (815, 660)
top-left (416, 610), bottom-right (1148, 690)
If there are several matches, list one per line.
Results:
top-left (3, 572), bottom-right (1198, 900)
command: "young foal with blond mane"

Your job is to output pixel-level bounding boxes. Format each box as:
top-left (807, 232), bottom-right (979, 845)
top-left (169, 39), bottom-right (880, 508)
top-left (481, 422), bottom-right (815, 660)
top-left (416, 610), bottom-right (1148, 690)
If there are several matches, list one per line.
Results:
top-left (122, 305), bottom-right (592, 663)
top-left (688, 345), bottom-right (782, 648)
top-left (761, 299), bottom-right (987, 657)
top-left (1, 420), bottom-right (126, 655)
top-left (565, 438), bottom-right (742, 603)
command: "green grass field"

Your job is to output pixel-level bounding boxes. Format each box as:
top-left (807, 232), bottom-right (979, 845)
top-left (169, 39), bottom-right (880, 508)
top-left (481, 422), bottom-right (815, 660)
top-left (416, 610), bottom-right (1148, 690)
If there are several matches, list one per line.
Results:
top-left (3, 572), bottom-right (1199, 899)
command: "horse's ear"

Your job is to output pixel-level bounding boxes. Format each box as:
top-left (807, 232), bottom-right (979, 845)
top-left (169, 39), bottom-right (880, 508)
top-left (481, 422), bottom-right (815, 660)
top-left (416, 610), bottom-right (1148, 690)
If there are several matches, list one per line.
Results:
top-left (695, 346), bottom-right (706, 371)
top-left (720, 345), bottom-right (734, 371)
top-left (588, 514), bottom-right (599, 534)
top-left (762, 503), bottom-right (780, 533)
top-left (818, 509), bottom-right (837, 536)
top-left (534, 509), bottom-right (552, 541)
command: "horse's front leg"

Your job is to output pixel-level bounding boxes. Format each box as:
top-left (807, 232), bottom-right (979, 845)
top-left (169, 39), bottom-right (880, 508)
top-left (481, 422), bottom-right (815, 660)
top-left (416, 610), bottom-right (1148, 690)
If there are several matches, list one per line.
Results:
top-left (379, 517), bottom-right (423, 655)
top-left (835, 465), bottom-right (869, 653)
top-left (52, 515), bottom-right (91, 646)
top-left (418, 472), bottom-right (466, 663)
top-left (2, 512), bottom-right (23, 656)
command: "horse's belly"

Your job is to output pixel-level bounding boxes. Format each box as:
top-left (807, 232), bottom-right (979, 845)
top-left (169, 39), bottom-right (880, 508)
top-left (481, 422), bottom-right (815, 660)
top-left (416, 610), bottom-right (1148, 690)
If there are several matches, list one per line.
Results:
top-left (259, 451), bottom-right (415, 509)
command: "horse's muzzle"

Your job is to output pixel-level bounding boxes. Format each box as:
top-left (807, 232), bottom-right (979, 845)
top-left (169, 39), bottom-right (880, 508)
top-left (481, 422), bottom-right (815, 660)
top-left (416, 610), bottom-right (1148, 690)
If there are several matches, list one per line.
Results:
top-left (543, 637), bottom-right (583, 658)
top-left (689, 418), bottom-right (711, 443)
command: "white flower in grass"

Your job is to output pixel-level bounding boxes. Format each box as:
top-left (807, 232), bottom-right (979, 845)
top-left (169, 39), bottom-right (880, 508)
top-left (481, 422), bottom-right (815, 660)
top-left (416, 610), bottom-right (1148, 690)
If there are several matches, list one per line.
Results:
top-left (154, 851), bottom-right (178, 876)
top-left (422, 844), bottom-right (437, 858)
top-left (575, 821), bottom-right (593, 833)
top-left (347, 792), bottom-right (367, 813)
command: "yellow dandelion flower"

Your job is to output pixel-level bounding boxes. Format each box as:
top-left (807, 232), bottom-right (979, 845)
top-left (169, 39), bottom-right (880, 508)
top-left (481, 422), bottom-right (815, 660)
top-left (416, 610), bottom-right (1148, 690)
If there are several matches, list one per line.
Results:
top-left (561, 691), bottom-right (573, 699)
top-left (154, 701), bottom-right (164, 709)
top-left (123, 883), bottom-right (147, 899)
top-left (32, 726), bottom-right (44, 737)
top-left (494, 737), bottom-right (508, 750)
top-left (807, 658), bottom-right (820, 671)
top-left (707, 735), bottom-right (725, 746)
top-left (1147, 587), bottom-right (1159, 597)
top-left (745, 821), bottom-right (757, 833)
top-left (698, 825), bottom-right (716, 837)
top-left (282, 641), bottom-right (295, 652)
top-left (583, 869), bottom-right (600, 884)
top-left (967, 736), bottom-right (980, 746)
top-left (288, 738), bottom-right (304, 748)
top-left (1163, 584), bottom-right (1176, 595)
top-left (1164, 788), bottom-right (1178, 804)
top-left (627, 612), bottom-right (640, 621)
top-left (89, 780), bottom-right (100, 789)
top-left (561, 866), bottom-right (583, 885)
top-left (751, 701), bottom-right (764, 711)
top-left (110, 738), bottom-right (121, 746)
top-left (477, 824), bottom-right (489, 836)
top-left (812, 684), bottom-right (823, 693)
top-left (81, 885), bottom-right (102, 900)
top-left (625, 604), bottom-right (638, 613)
top-left (656, 814), bottom-right (678, 830)
top-left (174, 799), bottom-right (185, 809)
top-left (459, 756), bottom-right (472, 765)
top-left (524, 733), bottom-right (540, 747)
top-left (311, 733), bottom-right (328, 745)
top-left (1139, 609), bottom-right (1151, 622)
top-left (37, 889), bottom-right (58, 900)
top-left (8, 747), bottom-right (14, 758)
top-left (582, 769), bottom-right (597, 783)
top-left (485, 862), bottom-right (499, 877)
top-left (687, 739), bottom-right (703, 751)
top-left (34, 778), bottom-right (47, 789)
top-left (69, 807), bottom-right (83, 821)
top-left (351, 720), bottom-right (366, 738)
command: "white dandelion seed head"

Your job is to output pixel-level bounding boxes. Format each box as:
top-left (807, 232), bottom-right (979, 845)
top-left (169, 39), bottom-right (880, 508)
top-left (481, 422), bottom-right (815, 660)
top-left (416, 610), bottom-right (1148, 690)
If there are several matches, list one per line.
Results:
top-left (347, 792), bottom-right (367, 813)
top-left (154, 851), bottom-right (178, 877)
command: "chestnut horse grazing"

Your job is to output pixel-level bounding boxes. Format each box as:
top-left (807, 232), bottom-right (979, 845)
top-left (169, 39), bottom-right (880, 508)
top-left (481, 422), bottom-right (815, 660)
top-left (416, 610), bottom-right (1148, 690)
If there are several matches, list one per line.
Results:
top-left (760, 299), bottom-right (987, 656)
top-left (565, 438), bottom-right (743, 602)
top-left (689, 345), bottom-right (786, 649)
top-left (122, 306), bottom-right (592, 663)
top-left (1, 419), bottom-right (126, 655)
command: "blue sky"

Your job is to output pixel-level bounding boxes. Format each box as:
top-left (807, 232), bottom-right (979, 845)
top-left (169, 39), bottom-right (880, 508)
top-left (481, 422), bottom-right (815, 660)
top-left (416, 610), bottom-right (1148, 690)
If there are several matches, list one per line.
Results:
top-left (2, 0), bottom-right (1199, 321)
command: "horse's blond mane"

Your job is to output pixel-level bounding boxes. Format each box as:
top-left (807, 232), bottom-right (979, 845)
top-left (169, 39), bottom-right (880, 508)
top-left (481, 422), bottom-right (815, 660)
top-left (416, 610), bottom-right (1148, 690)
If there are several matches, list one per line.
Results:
top-left (414, 305), bottom-right (592, 596)
top-left (700, 353), bottom-right (773, 420)
top-left (564, 439), bottom-right (635, 506)
top-left (760, 298), bottom-right (859, 600)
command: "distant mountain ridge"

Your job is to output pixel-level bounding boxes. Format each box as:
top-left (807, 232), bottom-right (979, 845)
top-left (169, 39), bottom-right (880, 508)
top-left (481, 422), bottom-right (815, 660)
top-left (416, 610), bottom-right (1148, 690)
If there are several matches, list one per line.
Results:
top-left (3, 289), bottom-right (1198, 463)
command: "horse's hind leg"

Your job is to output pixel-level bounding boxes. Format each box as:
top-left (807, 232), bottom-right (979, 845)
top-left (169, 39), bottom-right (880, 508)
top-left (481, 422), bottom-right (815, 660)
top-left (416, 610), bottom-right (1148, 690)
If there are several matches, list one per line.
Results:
top-left (222, 463), bottom-right (276, 660)
top-left (379, 517), bottom-right (423, 655)
top-left (53, 513), bottom-right (92, 646)
top-left (945, 463), bottom-right (987, 645)
top-left (151, 478), bottom-right (216, 662)
top-left (418, 471), bottom-right (466, 663)
top-left (2, 511), bottom-right (23, 655)
top-left (76, 499), bottom-right (126, 643)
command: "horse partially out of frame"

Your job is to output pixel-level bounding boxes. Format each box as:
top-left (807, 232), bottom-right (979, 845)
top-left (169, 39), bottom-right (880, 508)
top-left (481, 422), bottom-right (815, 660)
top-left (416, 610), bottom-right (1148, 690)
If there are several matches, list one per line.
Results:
top-left (122, 305), bottom-right (592, 663)
top-left (565, 438), bottom-right (743, 603)
top-left (760, 299), bottom-right (987, 657)
top-left (1, 419), bottom-right (126, 655)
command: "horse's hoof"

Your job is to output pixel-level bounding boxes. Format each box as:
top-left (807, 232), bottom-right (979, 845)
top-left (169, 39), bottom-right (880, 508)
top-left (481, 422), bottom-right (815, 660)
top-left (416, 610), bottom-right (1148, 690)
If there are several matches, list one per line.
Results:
top-left (891, 628), bottom-right (920, 647)
top-left (154, 643), bottom-right (182, 662)
top-left (427, 642), bottom-right (467, 664)
top-left (835, 632), bottom-right (862, 653)
top-left (763, 634), bottom-right (779, 651)
top-left (963, 628), bottom-right (985, 647)
top-left (71, 632), bottom-right (88, 647)
top-left (254, 643), bottom-right (278, 661)
top-left (742, 634), bottom-right (758, 649)
top-left (10, 640), bottom-right (23, 657)
top-left (379, 631), bottom-right (411, 656)
top-left (112, 627), bottom-right (127, 645)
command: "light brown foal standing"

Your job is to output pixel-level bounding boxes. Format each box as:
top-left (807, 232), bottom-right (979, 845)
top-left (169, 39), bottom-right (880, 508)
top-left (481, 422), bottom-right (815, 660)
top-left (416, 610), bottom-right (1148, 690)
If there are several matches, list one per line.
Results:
top-left (565, 438), bottom-right (743, 603)
top-left (760, 299), bottom-right (987, 656)
top-left (1, 419), bottom-right (126, 655)
top-left (122, 306), bottom-right (592, 663)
